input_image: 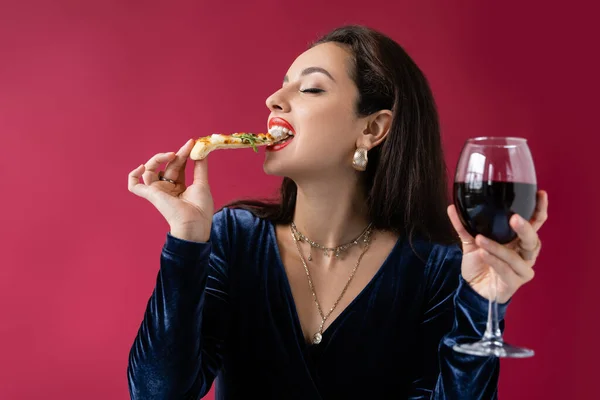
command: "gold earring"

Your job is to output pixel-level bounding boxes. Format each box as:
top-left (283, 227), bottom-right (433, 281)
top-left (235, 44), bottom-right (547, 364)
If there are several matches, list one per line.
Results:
top-left (352, 147), bottom-right (368, 171)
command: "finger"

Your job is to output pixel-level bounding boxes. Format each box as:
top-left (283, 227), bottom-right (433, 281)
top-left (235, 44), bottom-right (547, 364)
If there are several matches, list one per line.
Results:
top-left (518, 239), bottom-right (542, 262)
top-left (193, 157), bottom-right (209, 185)
top-left (128, 164), bottom-right (152, 199)
top-left (479, 249), bottom-right (532, 287)
top-left (530, 190), bottom-right (548, 231)
top-left (163, 139), bottom-right (195, 182)
top-left (142, 152), bottom-right (176, 185)
top-left (476, 235), bottom-right (535, 280)
top-left (447, 205), bottom-right (476, 252)
top-left (509, 214), bottom-right (540, 260)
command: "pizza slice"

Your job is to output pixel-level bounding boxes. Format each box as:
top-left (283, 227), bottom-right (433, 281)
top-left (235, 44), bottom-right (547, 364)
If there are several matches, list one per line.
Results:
top-left (190, 128), bottom-right (293, 160)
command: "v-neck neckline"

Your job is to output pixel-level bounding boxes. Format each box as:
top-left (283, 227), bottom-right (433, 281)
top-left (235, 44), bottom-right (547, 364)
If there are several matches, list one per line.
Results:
top-left (269, 221), bottom-right (404, 348)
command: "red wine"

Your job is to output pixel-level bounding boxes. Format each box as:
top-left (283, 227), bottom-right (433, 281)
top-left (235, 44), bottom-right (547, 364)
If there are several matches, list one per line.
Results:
top-left (454, 181), bottom-right (537, 244)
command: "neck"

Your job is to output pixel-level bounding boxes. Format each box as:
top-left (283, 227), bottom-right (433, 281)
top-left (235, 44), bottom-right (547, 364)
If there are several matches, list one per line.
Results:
top-left (291, 175), bottom-right (370, 247)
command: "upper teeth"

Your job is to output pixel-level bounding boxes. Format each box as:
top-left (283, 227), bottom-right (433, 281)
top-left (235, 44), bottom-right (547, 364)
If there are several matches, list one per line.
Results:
top-left (269, 126), bottom-right (294, 140)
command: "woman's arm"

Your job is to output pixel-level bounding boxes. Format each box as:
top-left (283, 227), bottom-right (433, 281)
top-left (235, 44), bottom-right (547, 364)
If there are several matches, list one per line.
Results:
top-left (409, 245), bottom-right (509, 400)
top-left (127, 210), bottom-right (232, 399)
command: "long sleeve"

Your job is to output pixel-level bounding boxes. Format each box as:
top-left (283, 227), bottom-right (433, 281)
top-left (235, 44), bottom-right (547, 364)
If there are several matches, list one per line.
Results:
top-left (408, 245), bottom-right (510, 400)
top-left (127, 210), bottom-right (232, 399)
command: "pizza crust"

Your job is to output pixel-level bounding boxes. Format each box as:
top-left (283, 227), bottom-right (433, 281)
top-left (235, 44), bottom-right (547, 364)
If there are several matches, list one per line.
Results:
top-left (189, 133), bottom-right (279, 160)
top-left (190, 141), bottom-right (272, 160)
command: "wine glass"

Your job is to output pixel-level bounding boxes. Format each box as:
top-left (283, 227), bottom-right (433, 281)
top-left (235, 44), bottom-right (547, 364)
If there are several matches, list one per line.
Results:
top-left (453, 137), bottom-right (537, 358)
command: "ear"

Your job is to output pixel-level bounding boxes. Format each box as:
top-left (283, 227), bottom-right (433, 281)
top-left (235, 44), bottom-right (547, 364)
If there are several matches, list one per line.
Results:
top-left (356, 109), bottom-right (393, 149)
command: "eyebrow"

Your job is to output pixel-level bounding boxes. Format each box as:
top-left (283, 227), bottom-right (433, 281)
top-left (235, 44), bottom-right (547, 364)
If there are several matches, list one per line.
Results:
top-left (283, 67), bottom-right (336, 83)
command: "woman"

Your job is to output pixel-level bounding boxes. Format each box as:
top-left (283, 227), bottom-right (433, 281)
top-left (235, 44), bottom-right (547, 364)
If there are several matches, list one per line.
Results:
top-left (127, 25), bottom-right (548, 399)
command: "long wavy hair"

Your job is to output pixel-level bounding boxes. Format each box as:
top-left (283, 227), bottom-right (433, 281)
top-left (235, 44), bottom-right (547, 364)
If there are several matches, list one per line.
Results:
top-left (221, 25), bottom-right (459, 246)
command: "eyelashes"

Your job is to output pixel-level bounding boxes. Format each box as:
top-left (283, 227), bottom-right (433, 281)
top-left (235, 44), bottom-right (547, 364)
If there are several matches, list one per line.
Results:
top-left (300, 88), bottom-right (325, 94)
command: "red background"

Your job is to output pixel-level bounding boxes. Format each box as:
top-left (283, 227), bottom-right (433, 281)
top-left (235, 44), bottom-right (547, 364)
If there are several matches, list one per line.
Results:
top-left (1, 1), bottom-right (597, 399)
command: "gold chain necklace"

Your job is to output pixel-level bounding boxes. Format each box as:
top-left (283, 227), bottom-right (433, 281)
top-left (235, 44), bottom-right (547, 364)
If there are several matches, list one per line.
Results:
top-left (290, 223), bottom-right (373, 345)
top-left (290, 221), bottom-right (373, 261)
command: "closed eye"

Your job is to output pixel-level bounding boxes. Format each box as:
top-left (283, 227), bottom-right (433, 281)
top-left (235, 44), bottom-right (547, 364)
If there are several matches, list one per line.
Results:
top-left (300, 88), bottom-right (325, 94)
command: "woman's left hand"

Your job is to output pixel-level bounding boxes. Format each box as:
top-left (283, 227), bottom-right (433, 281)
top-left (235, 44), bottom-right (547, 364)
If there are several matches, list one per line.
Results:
top-left (447, 190), bottom-right (549, 304)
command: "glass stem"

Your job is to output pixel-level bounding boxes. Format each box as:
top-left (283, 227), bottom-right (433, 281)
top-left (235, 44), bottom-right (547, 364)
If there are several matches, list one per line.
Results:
top-left (483, 268), bottom-right (502, 341)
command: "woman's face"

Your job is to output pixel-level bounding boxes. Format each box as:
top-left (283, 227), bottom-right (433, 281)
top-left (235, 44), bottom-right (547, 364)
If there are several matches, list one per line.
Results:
top-left (263, 42), bottom-right (367, 179)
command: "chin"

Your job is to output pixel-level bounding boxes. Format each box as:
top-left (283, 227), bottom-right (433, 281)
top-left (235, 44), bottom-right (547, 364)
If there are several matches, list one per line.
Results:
top-left (263, 145), bottom-right (340, 178)
top-left (263, 153), bottom-right (306, 179)
top-left (262, 156), bottom-right (287, 177)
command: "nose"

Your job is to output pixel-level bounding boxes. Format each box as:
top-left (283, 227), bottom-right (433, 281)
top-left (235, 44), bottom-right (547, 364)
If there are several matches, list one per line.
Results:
top-left (265, 88), bottom-right (290, 112)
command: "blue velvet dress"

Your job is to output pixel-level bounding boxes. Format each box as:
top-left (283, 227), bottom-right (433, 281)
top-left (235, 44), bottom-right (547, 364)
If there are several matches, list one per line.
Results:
top-left (127, 207), bottom-right (508, 399)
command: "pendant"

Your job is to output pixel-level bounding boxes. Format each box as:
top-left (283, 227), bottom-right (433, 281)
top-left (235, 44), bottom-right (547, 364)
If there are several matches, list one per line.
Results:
top-left (308, 252), bottom-right (312, 261)
top-left (312, 332), bottom-right (322, 344)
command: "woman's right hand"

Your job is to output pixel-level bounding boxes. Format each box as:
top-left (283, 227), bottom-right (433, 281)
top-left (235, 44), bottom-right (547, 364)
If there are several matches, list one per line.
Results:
top-left (128, 139), bottom-right (215, 242)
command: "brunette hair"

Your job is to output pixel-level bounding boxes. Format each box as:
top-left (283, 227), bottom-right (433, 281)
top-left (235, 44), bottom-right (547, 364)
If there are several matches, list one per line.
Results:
top-left (221, 25), bottom-right (458, 246)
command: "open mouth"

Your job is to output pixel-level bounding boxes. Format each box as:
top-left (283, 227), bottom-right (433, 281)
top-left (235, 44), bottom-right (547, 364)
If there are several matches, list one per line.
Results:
top-left (267, 122), bottom-right (295, 149)
top-left (273, 134), bottom-right (294, 145)
top-left (267, 117), bottom-right (296, 151)
top-left (269, 125), bottom-right (294, 139)
top-left (267, 135), bottom-right (294, 151)
top-left (266, 128), bottom-right (294, 151)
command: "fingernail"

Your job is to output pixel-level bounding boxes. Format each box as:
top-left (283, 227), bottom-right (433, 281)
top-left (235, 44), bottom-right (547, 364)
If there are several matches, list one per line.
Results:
top-left (479, 236), bottom-right (490, 245)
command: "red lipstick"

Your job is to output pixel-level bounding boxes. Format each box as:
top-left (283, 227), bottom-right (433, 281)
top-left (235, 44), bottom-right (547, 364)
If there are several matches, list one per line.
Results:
top-left (268, 117), bottom-right (295, 134)
top-left (266, 117), bottom-right (296, 152)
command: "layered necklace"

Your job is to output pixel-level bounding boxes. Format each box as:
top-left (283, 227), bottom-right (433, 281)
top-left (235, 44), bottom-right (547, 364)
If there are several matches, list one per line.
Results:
top-left (290, 221), bottom-right (373, 260)
top-left (290, 222), bottom-right (374, 344)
